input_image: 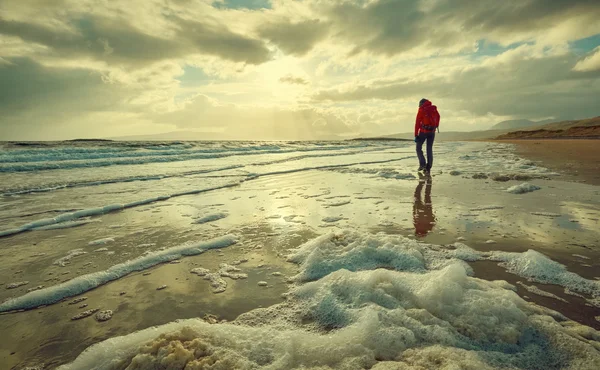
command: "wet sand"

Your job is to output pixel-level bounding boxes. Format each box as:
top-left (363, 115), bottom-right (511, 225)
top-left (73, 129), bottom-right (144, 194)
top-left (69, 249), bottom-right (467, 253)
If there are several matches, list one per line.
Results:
top-left (1, 141), bottom-right (599, 368)
top-left (470, 260), bottom-right (599, 330)
top-left (500, 139), bottom-right (600, 186)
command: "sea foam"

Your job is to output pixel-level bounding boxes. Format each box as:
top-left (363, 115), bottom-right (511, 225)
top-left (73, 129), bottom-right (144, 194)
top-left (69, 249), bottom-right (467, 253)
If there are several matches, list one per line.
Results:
top-left (59, 231), bottom-right (600, 370)
top-left (0, 235), bottom-right (237, 312)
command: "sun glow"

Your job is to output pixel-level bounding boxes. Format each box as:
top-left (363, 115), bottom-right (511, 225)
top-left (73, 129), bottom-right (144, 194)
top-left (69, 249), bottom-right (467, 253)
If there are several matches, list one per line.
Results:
top-left (253, 55), bottom-right (310, 103)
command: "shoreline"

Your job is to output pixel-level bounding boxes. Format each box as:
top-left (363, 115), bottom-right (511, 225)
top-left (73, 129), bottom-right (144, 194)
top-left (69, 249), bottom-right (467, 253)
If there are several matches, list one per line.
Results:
top-left (1, 140), bottom-right (599, 368)
top-left (496, 137), bottom-right (600, 140)
top-left (489, 139), bottom-right (600, 186)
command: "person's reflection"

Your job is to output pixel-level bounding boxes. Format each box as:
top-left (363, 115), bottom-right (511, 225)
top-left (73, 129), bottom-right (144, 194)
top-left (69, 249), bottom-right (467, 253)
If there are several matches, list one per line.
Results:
top-left (413, 173), bottom-right (436, 237)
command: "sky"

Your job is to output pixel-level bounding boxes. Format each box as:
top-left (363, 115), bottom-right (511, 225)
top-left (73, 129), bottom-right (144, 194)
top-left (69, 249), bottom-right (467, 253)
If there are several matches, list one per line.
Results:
top-left (1, 0), bottom-right (599, 141)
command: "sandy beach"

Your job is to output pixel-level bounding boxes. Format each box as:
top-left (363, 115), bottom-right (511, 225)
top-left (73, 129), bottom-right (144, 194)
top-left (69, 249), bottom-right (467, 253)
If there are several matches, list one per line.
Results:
top-left (501, 139), bottom-right (600, 186)
top-left (0, 140), bottom-right (599, 369)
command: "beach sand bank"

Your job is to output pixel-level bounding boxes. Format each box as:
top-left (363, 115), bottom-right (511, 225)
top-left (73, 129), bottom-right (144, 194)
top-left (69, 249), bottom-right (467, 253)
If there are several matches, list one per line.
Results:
top-left (500, 139), bottom-right (600, 186)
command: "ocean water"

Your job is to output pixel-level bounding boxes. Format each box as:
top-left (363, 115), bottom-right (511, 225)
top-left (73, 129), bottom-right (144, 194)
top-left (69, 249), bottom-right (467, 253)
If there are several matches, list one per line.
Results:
top-left (0, 140), bottom-right (599, 369)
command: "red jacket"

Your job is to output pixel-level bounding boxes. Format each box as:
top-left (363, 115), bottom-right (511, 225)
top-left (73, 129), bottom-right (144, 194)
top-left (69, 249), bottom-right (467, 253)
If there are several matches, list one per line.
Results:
top-left (415, 100), bottom-right (437, 137)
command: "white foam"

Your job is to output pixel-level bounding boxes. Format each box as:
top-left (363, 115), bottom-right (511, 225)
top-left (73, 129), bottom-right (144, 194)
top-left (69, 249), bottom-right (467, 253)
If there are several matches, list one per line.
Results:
top-left (517, 282), bottom-right (568, 303)
top-left (324, 166), bottom-right (416, 181)
top-left (287, 231), bottom-right (426, 282)
top-left (246, 156), bottom-right (414, 181)
top-left (470, 206), bottom-right (504, 211)
top-left (377, 170), bottom-right (416, 180)
top-left (507, 183), bottom-right (541, 194)
top-left (0, 205), bottom-right (124, 238)
top-left (60, 266), bottom-right (600, 370)
top-left (2, 165), bottom-right (245, 196)
top-left (0, 235), bottom-right (237, 312)
top-left (95, 310), bottom-right (113, 322)
top-left (254, 147), bottom-right (385, 166)
top-left (193, 212), bottom-right (228, 224)
top-left (573, 254), bottom-right (590, 260)
top-left (322, 216), bottom-right (344, 223)
top-left (190, 263), bottom-right (247, 293)
top-left (33, 219), bottom-right (100, 231)
top-left (325, 200), bottom-right (352, 207)
top-left (123, 196), bottom-right (169, 208)
top-left (1, 143), bottom-right (375, 173)
top-left (6, 281), bottom-right (29, 289)
top-left (445, 142), bottom-right (559, 178)
top-left (59, 230), bottom-right (600, 369)
top-left (88, 238), bottom-right (115, 246)
top-left (0, 183), bottom-right (240, 238)
top-left (489, 249), bottom-right (600, 298)
top-left (531, 212), bottom-right (562, 217)
top-left (190, 268), bottom-right (210, 276)
top-left (54, 249), bottom-right (87, 267)
top-left (71, 308), bottom-right (99, 321)
top-left (131, 243), bottom-right (154, 250)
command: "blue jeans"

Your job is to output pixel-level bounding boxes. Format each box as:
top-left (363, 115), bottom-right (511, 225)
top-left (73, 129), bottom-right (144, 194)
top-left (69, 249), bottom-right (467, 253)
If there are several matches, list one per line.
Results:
top-left (416, 132), bottom-right (435, 170)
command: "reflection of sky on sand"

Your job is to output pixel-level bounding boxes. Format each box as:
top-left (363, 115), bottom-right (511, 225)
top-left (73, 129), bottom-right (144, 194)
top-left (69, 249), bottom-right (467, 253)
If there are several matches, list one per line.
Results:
top-left (560, 201), bottom-right (600, 233)
top-left (422, 179), bottom-right (600, 249)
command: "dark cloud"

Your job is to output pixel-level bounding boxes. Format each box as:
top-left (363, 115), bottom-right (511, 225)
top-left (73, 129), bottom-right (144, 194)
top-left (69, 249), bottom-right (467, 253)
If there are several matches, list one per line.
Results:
top-left (446, 0), bottom-right (600, 33)
top-left (318, 0), bottom-right (600, 56)
top-left (213, 0), bottom-right (272, 10)
top-left (279, 74), bottom-right (309, 85)
top-left (258, 19), bottom-right (329, 56)
top-left (312, 51), bottom-right (600, 120)
top-left (0, 14), bottom-right (271, 65)
top-left (0, 57), bottom-right (122, 115)
top-left (0, 57), bottom-right (134, 139)
top-left (175, 17), bottom-right (271, 64)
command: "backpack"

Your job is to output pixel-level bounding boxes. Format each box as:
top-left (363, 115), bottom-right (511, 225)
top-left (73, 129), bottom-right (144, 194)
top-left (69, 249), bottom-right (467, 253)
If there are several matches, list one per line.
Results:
top-left (421, 105), bottom-right (440, 131)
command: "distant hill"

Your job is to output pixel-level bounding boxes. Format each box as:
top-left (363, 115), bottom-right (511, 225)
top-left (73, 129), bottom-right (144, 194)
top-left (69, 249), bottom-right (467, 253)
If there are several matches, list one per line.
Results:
top-left (490, 119), bottom-right (556, 131)
top-left (363, 129), bottom-right (512, 142)
top-left (67, 138), bottom-right (114, 142)
top-left (366, 116), bottom-right (600, 142)
top-left (528, 116), bottom-right (600, 131)
top-left (110, 116), bottom-right (600, 142)
top-left (350, 137), bottom-right (412, 142)
top-left (495, 116), bottom-right (600, 140)
top-left (109, 131), bottom-right (234, 141)
top-left (109, 130), bottom-right (346, 141)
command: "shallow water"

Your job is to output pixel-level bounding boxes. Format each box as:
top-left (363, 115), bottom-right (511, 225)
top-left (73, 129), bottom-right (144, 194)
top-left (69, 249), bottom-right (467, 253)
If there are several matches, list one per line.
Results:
top-left (0, 140), bottom-right (599, 369)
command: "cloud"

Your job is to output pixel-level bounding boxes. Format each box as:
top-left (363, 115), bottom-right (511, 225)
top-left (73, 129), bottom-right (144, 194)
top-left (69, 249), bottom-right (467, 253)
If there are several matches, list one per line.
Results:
top-left (573, 46), bottom-right (600, 72)
top-left (0, 57), bottom-right (158, 140)
top-left (0, 5), bottom-right (271, 66)
top-left (258, 18), bottom-right (329, 56)
top-left (279, 74), bottom-right (309, 85)
top-left (307, 0), bottom-right (600, 58)
top-left (151, 94), bottom-right (354, 140)
top-left (311, 45), bottom-right (600, 120)
top-left (0, 58), bottom-right (122, 116)
top-left (175, 17), bottom-right (272, 65)
top-left (0, 0), bottom-right (599, 140)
